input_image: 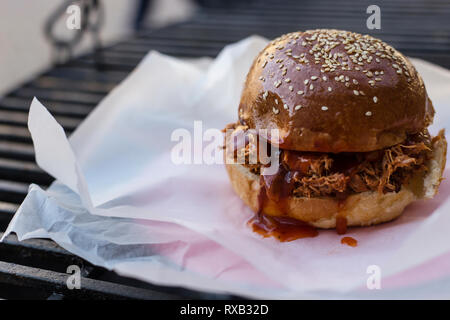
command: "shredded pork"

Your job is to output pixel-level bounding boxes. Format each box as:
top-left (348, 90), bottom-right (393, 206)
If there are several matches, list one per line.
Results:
top-left (227, 124), bottom-right (432, 198)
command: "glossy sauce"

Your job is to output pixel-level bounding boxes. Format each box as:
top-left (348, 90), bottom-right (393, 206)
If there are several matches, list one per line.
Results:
top-left (251, 165), bottom-right (318, 241)
top-left (248, 149), bottom-right (367, 241)
top-left (341, 236), bottom-right (358, 247)
top-left (261, 165), bottom-right (296, 203)
top-left (282, 151), bottom-right (321, 174)
top-left (336, 216), bottom-right (348, 235)
top-left (248, 213), bottom-right (318, 242)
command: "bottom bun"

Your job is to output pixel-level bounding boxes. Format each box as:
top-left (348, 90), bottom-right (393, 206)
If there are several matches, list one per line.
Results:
top-left (225, 130), bottom-right (447, 229)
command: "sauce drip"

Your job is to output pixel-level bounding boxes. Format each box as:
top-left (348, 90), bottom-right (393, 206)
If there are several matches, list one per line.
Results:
top-left (248, 213), bottom-right (318, 242)
top-left (341, 236), bottom-right (358, 247)
top-left (336, 216), bottom-right (348, 235)
top-left (282, 151), bottom-right (322, 175)
top-left (250, 149), bottom-right (356, 241)
top-left (252, 171), bottom-right (318, 242)
top-left (261, 165), bottom-right (296, 203)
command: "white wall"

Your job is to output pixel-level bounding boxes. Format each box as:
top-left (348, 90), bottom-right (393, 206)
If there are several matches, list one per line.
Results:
top-left (0, 0), bottom-right (138, 96)
top-left (147, 0), bottom-right (196, 28)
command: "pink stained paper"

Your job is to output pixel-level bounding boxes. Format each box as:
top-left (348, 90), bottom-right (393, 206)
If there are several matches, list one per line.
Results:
top-left (4, 36), bottom-right (450, 298)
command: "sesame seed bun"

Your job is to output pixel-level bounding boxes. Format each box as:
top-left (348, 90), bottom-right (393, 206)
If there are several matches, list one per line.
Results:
top-left (225, 130), bottom-right (447, 228)
top-left (239, 29), bottom-right (435, 153)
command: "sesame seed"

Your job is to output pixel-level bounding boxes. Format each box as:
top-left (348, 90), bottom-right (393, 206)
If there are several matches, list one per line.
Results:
top-left (289, 86), bottom-right (293, 91)
top-left (262, 91), bottom-right (268, 100)
top-left (321, 106), bottom-right (328, 111)
top-left (273, 107), bottom-right (279, 114)
top-left (262, 61), bottom-right (267, 68)
top-left (263, 30), bottom-right (404, 102)
top-left (373, 96), bottom-right (378, 103)
top-left (283, 104), bottom-right (288, 109)
top-left (297, 90), bottom-right (304, 95)
top-left (275, 99), bottom-right (278, 105)
top-left (322, 76), bottom-right (327, 81)
top-left (295, 105), bottom-right (302, 111)
top-left (274, 80), bottom-right (282, 88)
top-left (353, 90), bottom-right (359, 96)
top-left (285, 78), bottom-right (291, 83)
top-left (328, 87), bottom-right (332, 91)
top-left (365, 111), bottom-right (372, 116)
top-left (310, 84), bottom-right (314, 90)
top-left (304, 79), bottom-right (309, 85)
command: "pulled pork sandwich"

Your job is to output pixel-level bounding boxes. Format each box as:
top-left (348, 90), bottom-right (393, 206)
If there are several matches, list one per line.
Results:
top-left (224, 29), bottom-right (447, 234)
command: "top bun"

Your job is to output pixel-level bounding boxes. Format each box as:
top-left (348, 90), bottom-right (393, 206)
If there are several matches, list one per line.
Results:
top-left (238, 29), bottom-right (435, 153)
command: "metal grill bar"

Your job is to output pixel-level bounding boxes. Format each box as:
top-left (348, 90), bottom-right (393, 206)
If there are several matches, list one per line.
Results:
top-left (0, 261), bottom-right (181, 300)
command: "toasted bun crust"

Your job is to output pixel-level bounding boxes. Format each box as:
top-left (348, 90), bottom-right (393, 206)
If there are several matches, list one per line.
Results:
top-left (239, 29), bottom-right (435, 153)
top-left (225, 131), bottom-right (447, 229)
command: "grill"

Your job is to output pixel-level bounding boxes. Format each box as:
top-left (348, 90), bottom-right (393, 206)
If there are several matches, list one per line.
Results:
top-left (1, 0), bottom-right (449, 299)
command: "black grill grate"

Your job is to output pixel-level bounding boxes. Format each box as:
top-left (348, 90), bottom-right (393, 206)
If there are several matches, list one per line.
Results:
top-left (0, 0), bottom-right (449, 299)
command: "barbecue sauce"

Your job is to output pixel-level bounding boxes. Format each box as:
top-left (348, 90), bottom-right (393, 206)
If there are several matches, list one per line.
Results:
top-left (246, 144), bottom-right (370, 241)
top-left (248, 163), bottom-right (318, 242)
top-left (335, 216), bottom-right (348, 235)
top-left (248, 213), bottom-right (318, 241)
top-left (341, 236), bottom-right (358, 247)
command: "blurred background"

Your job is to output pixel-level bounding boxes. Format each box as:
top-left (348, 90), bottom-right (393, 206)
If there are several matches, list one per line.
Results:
top-left (1, 0), bottom-right (449, 96)
top-left (0, 0), bottom-right (198, 95)
top-left (0, 0), bottom-right (450, 300)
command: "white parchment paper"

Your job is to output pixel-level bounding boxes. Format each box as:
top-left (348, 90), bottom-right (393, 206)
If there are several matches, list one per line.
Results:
top-left (3, 36), bottom-right (450, 299)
